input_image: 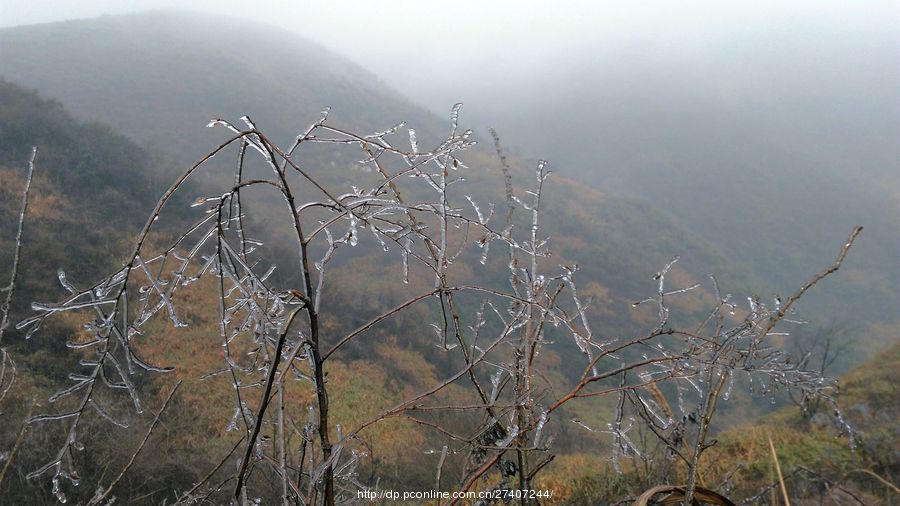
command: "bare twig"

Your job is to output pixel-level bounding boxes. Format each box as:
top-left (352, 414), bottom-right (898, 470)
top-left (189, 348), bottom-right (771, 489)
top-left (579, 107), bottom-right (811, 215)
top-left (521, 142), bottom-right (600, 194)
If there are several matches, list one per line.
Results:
top-left (0, 398), bottom-right (35, 487)
top-left (89, 380), bottom-right (182, 505)
top-left (0, 147), bottom-right (36, 346)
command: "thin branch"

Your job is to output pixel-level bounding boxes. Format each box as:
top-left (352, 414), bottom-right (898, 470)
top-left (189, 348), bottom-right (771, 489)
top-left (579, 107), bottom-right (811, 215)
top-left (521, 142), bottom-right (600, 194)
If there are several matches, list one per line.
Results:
top-left (89, 380), bottom-right (182, 505)
top-left (0, 146), bottom-right (36, 346)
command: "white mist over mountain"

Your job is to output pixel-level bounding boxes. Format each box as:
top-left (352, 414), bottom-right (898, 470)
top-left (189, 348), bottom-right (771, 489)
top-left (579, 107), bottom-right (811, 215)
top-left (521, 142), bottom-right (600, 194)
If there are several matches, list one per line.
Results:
top-left (2, 1), bottom-right (896, 115)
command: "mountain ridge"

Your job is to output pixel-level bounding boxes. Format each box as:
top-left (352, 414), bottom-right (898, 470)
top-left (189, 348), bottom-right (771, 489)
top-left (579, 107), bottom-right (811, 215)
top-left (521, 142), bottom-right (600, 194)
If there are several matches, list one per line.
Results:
top-left (2, 11), bottom-right (887, 366)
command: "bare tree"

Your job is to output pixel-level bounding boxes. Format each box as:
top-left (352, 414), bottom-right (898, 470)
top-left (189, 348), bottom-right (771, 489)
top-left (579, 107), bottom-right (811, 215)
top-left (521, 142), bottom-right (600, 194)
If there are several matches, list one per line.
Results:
top-left (12, 107), bottom-right (861, 505)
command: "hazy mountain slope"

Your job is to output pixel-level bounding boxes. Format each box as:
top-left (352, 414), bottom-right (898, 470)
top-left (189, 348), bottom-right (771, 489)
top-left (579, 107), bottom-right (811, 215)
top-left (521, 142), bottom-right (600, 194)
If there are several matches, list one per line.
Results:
top-left (0, 11), bottom-right (444, 164)
top-left (0, 16), bottom-right (892, 366)
top-left (0, 80), bottom-right (200, 502)
top-left (0, 11), bottom-right (762, 339)
top-left (0, 79), bottom-right (187, 326)
top-left (453, 27), bottom-right (900, 350)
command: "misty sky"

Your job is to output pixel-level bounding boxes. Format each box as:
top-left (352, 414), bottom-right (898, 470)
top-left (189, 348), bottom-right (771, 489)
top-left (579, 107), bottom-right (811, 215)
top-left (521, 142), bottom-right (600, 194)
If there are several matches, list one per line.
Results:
top-left (2, 1), bottom-right (897, 115)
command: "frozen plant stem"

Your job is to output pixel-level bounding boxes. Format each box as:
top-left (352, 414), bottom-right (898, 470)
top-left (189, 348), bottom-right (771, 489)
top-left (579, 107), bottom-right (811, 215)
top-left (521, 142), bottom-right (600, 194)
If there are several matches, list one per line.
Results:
top-left (0, 147), bottom-right (36, 347)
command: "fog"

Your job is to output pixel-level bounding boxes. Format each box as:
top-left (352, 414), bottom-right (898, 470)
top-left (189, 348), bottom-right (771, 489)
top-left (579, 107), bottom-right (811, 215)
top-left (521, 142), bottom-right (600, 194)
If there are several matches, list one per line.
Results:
top-left (3, 1), bottom-right (897, 115)
top-left (4, 2), bottom-right (896, 185)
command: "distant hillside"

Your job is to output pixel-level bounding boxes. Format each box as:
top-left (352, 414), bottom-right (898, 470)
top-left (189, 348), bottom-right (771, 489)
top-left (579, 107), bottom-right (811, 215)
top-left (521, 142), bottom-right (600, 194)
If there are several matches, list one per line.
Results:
top-left (0, 11), bottom-right (760, 340)
top-left (455, 25), bottom-right (900, 355)
top-left (0, 80), bottom-right (194, 502)
top-left (0, 79), bottom-right (186, 325)
top-left (0, 11), bottom-right (444, 164)
top-left (1, 11), bottom-right (891, 372)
